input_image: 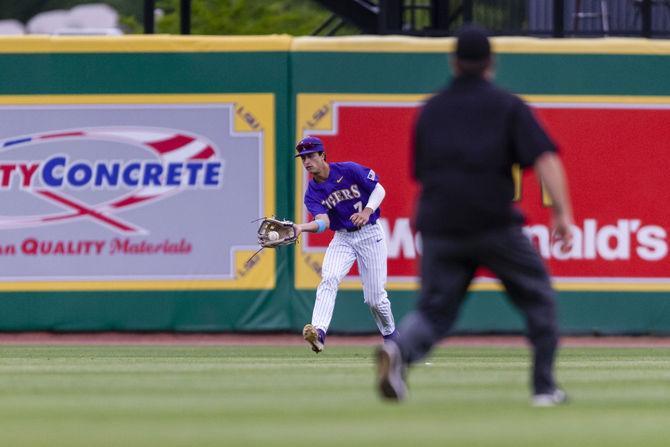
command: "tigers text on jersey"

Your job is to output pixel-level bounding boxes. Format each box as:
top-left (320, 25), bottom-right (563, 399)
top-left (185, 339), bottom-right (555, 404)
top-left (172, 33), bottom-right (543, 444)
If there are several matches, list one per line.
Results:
top-left (304, 162), bottom-right (380, 231)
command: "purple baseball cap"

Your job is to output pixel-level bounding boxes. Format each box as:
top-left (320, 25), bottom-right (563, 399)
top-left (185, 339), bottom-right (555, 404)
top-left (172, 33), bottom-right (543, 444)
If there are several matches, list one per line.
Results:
top-left (295, 136), bottom-right (325, 158)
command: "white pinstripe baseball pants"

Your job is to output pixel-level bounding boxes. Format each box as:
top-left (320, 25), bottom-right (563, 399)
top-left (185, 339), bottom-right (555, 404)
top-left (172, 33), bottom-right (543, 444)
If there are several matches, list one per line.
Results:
top-left (311, 221), bottom-right (396, 336)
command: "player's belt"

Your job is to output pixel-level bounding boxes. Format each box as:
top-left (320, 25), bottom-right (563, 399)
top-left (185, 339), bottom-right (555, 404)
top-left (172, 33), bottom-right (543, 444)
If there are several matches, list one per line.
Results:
top-left (345, 223), bottom-right (369, 233)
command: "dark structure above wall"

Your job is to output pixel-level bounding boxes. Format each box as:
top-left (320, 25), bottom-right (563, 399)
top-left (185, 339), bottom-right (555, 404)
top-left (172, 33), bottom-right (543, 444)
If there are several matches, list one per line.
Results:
top-left (311, 0), bottom-right (670, 38)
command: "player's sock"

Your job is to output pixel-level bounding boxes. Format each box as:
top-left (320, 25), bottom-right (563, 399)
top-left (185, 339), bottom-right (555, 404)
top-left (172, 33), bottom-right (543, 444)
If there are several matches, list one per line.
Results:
top-left (383, 329), bottom-right (399, 342)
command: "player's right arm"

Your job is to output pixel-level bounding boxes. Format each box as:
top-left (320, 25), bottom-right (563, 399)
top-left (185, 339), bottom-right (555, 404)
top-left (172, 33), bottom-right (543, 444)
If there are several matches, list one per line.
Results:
top-left (296, 189), bottom-right (330, 237)
top-left (294, 213), bottom-right (330, 237)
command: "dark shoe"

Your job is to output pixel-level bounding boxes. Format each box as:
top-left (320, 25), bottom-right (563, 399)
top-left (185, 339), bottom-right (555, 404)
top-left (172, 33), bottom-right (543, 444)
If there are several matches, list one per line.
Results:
top-left (375, 341), bottom-right (407, 401)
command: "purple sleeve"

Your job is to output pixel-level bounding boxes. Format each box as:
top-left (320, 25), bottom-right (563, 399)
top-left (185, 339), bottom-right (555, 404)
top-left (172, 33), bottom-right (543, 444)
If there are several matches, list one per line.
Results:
top-left (349, 162), bottom-right (378, 194)
top-left (304, 193), bottom-right (327, 218)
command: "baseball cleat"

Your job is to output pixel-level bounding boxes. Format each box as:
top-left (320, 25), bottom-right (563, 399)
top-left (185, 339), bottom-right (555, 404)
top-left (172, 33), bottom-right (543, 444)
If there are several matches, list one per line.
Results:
top-left (303, 324), bottom-right (324, 353)
top-left (532, 389), bottom-right (568, 407)
top-left (376, 341), bottom-right (407, 401)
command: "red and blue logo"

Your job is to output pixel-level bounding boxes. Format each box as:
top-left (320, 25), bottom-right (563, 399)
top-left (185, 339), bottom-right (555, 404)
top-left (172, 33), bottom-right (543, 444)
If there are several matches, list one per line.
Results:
top-left (0, 127), bottom-right (223, 234)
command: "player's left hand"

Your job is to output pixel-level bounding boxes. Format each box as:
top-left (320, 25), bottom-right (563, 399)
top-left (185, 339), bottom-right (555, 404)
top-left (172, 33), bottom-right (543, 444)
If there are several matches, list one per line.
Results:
top-left (350, 208), bottom-right (373, 227)
top-left (256, 217), bottom-right (298, 248)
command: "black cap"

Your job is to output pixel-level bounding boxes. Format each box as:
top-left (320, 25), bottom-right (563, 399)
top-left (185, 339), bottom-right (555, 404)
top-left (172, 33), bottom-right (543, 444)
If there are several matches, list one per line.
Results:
top-left (455, 25), bottom-right (491, 61)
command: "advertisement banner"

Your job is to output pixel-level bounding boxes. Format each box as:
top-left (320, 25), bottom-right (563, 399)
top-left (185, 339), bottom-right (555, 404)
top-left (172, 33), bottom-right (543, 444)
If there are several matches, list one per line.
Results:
top-left (0, 94), bottom-right (276, 291)
top-left (294, 94), bottom-right (670, 292)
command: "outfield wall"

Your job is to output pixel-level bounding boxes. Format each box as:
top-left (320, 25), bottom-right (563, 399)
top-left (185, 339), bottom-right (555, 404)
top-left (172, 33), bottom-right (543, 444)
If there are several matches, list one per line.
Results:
top-left (0, 35), bottom-right (668, 333)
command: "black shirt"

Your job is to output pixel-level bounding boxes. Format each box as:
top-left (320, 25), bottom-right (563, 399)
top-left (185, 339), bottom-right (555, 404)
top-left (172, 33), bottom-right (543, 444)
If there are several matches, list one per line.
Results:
top-left (413, 75), bottom-right (557, 235)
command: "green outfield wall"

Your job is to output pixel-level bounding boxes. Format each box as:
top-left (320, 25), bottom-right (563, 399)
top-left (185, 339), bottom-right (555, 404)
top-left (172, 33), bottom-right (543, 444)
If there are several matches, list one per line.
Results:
top-left (0, 36), bottom-right (668, 333)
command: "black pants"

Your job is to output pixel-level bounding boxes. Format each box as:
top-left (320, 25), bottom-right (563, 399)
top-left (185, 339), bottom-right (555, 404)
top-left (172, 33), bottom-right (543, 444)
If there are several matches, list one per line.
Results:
top-left (397, 225), bottom-right (559, 395)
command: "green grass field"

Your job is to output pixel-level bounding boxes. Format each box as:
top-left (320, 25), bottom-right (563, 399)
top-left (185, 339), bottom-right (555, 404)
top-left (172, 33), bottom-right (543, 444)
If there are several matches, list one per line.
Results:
top-left (0, 345), bottom-right (668, 447)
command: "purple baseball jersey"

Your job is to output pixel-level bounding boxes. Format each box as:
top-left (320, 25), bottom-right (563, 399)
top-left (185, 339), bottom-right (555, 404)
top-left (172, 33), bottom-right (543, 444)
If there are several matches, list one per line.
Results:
top-left (304, 162), bottom-right (381, 231)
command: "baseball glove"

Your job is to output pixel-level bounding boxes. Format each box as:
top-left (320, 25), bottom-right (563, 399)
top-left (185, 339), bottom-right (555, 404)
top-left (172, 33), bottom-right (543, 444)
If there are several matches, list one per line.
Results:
top-left (257, 217), bottom-right (297, 248)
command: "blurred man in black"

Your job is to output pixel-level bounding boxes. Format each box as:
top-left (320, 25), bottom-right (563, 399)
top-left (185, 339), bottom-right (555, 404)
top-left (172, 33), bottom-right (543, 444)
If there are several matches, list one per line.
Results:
top-left (376, 25), bottom-right (574, 407)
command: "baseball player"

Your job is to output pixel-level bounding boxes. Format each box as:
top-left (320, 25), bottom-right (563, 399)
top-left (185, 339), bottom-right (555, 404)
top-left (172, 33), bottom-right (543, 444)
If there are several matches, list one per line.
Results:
top-left (293, 136), bottom-right (398, 353)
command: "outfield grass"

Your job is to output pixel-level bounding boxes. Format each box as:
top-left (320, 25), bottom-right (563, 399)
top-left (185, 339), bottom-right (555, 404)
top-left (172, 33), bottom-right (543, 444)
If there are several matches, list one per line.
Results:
top-left (0, 345), bottom-right (668, 447)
